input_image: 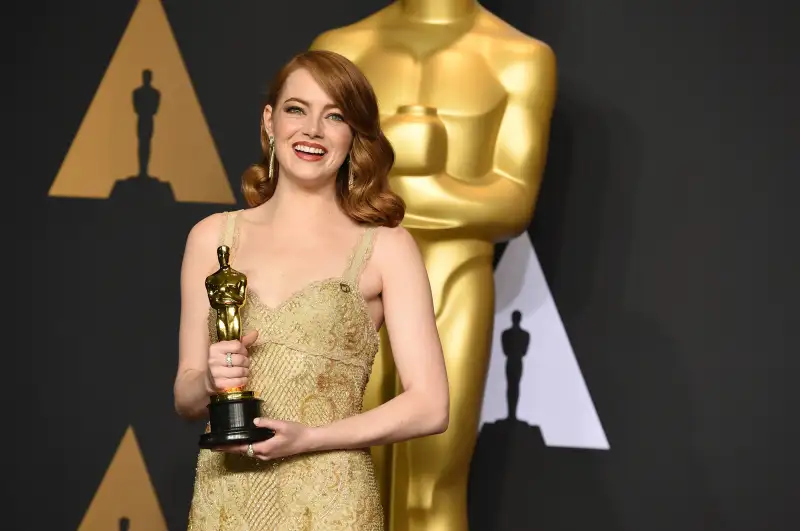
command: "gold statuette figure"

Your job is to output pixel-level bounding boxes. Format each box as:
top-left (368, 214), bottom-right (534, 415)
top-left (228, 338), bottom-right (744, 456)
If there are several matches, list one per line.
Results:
top-left (311, 0), bottom-right (557, 529)
top-left (207, 245), bottom-right (247, 355)
top-left (199, 245), bottom-right (274, 448)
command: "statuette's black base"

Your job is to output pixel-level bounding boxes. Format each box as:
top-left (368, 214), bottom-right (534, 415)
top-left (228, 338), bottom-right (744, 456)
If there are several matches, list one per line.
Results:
top-left (199, 426), bottom-right (274, 448)
top-left (198, 391), bottom-right (274, 449)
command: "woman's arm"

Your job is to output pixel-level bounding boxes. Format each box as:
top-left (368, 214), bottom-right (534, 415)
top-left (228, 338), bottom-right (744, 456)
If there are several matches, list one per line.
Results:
top-left (304, 226), bottom-right (449, 452)
top-left (173, 214), bottom-right (221, 420)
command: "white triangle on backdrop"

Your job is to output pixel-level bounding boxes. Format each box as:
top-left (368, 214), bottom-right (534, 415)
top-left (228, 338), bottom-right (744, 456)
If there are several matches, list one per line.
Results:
top-left (479, 233), bottom-right (610, 450)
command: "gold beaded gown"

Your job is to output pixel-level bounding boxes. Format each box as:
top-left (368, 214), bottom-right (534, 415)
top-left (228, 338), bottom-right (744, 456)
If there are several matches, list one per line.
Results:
top-left (187, 210), bottom-right (384, 530)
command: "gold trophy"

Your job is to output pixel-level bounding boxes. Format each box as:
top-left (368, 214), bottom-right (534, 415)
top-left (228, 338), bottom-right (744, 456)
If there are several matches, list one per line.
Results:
top-left (198, 245), bottom-right (274, 448)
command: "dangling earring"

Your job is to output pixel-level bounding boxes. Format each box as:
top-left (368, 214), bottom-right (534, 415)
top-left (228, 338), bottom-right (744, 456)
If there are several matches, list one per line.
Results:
top-left (268, 135), bottom-right (275, 181)
top-left (347, 158), bottom-right (354, 191)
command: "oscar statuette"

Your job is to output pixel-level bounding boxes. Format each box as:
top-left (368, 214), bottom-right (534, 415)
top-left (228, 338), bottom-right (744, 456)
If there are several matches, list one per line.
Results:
top-left (198, 245), bottom-right (274, 449)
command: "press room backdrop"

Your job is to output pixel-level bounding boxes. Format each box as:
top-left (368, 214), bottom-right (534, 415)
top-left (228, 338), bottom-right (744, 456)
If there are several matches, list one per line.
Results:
top-left (14, 0), bottom-right (798, 530)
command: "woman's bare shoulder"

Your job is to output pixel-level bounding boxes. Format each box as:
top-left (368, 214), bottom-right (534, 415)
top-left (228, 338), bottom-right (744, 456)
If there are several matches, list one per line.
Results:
top-left (183, 211), bottom-right (233, 259)
top-left (373, 225), bottom-right (417, 255)
top-left (372, 225), bottom-right (425, 272)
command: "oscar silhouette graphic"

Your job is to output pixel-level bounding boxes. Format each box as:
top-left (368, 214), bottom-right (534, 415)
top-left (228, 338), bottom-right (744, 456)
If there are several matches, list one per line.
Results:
top-left (503, 310), bottom-right (530, 421)
top-left (135, 69), bottom-right (159, 179)
top-left (119, 517), bottom-right (130, 531)
top-left (468, 310), bottom-right (543, 529)
top-left (109, 68), bottom-right (175, 204)
top-left (467, 310), bottom-right (617, 529)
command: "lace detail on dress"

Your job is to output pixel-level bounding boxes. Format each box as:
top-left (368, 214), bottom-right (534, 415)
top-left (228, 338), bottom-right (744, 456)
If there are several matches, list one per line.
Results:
top-left (188, 210), bottom-right (383, 531)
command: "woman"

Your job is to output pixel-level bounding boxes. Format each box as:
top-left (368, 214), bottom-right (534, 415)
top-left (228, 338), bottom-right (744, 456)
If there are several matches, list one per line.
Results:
top-left (173, 50), bottom-right (449, 530)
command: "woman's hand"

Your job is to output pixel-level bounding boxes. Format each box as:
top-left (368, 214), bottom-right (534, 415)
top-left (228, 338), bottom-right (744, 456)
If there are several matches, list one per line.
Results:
top-left (206, 330), bottom-right (258, 393)
top-left (218, 418), bottom-right (316, 461)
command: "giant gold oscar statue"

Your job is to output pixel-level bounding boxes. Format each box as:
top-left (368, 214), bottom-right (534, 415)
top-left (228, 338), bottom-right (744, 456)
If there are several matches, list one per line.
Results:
top-left (311, 1), bottom-right (557, 529)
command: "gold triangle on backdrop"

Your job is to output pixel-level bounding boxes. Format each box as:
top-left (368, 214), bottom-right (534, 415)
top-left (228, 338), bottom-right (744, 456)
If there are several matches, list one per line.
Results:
top-left (49, 0), bottom-right (235, 204)
top-left (77, 425), bottom-right (169, 531)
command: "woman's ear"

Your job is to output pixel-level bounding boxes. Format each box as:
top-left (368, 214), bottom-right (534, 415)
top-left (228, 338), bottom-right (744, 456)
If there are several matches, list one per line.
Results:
top-left (263, 105), bottom-right (274, 138)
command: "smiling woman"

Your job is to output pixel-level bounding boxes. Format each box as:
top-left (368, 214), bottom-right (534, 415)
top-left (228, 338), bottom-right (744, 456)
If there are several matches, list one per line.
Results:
top-left (174, 50), bottom-right (449, 531)
top-left (242, 51), bottom-right (405, 226)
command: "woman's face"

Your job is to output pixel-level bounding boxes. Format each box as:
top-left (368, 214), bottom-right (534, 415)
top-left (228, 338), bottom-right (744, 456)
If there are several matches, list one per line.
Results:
top-left (264, 68), bottom-right (353, 188)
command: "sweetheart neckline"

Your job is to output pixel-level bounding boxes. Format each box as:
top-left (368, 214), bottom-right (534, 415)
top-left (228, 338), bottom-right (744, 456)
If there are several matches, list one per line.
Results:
top-left (246, 276), bottom-right (341, 313)
top-left (242, 278), bottom-right (382, 345)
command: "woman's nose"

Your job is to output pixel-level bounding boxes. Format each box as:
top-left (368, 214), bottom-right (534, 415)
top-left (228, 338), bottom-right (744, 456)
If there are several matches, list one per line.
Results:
top-left (303, 114), bottom-right (323, 138)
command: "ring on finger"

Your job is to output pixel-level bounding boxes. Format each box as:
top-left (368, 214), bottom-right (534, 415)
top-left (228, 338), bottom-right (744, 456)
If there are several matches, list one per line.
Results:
top-left (246, 444), bottom-right (254, 458)
top-left (225, 353), bottom-right (233, 368)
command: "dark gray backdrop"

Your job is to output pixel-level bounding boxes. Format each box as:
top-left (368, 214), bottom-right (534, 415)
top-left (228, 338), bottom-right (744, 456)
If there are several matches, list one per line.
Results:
top-left (14, 1), bottom-right (799, 530)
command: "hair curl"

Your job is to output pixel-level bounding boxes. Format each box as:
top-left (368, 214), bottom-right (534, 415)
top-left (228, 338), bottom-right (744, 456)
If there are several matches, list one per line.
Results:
top-left (241, 50), bottom-right (405, 227)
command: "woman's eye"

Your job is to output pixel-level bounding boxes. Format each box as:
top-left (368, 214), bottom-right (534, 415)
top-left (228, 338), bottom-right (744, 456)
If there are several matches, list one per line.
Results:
top-left (285, 106), bottom-right (304, 114)
top-left (328, 113), bottom-right (345, 122)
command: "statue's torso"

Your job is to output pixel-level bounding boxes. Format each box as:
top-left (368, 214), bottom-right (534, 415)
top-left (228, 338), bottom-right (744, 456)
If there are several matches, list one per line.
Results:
top-left (349, 8), bottom-right (522, 182)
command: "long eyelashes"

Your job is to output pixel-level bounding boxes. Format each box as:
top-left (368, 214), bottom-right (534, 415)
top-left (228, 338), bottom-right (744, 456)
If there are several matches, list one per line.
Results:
top-left (283, 105), bottom-right (345, 122)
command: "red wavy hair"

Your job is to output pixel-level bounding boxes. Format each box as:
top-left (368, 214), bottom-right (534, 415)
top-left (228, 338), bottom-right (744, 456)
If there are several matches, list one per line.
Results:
top-left (241, 50), bottom-right (405, 227)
